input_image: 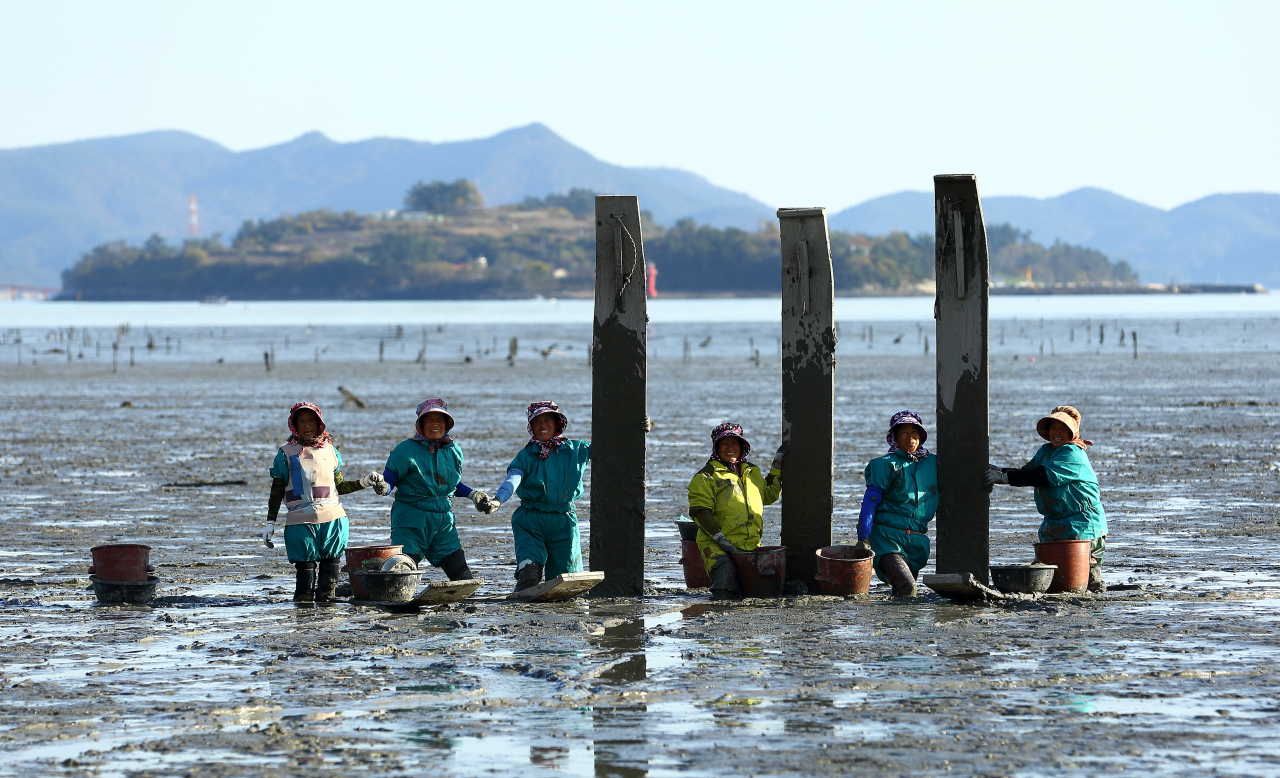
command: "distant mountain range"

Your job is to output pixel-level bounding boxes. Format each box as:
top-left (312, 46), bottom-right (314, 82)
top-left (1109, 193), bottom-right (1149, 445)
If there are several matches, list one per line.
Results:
top-left (829, 188), bottom-right (1280, 287)
top-left (1, 123), bottom-right (1276, 287)
top-left (0, 124), bottom-right (770, 286)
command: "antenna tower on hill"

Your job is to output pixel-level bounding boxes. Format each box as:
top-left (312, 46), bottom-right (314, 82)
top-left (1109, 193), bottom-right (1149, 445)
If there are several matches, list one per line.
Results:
top-left (188, 193), bottom-right (200, 237)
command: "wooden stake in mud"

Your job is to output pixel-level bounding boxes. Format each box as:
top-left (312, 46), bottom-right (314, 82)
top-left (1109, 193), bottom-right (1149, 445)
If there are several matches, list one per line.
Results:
top-left (589, 195), bottom-right (648, 597)
top-left (777, 207), bottom-right (835, 590)
top-left (933, 174), bottom-right (991, 583)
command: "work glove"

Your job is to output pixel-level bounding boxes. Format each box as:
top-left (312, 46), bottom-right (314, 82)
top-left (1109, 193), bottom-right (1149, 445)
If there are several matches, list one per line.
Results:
top-left (470, 490), bottom-right (496, 514)
top-left (853, 538), bottom-right (873, 556)
top-left (360, 471), bottom-right (390, 496)
top-left (642, 415), bottom-right (653, 433)
top-left (712, 532), bottom-right (739, 557)
top-left (262, 520), bottom-right (276, 549)
top-left (770, 443), bottom-right (789, 471)
top-left (982, 465), bottom-right (1008, 488)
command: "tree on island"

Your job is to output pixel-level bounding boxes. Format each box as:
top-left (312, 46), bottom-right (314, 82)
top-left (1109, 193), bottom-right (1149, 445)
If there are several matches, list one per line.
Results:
top-left (404, 179), bottom-right (484, 214)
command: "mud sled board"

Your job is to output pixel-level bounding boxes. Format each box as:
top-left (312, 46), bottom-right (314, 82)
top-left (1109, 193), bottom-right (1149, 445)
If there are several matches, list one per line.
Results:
top-left (410, 578), bottom-right (484, 605)
top-left (507, 572), bottom-right (605, 603)
top-left (922, 573), bottom-right (1007, 602)
top-left (353, 578), bottom-right (484, 609)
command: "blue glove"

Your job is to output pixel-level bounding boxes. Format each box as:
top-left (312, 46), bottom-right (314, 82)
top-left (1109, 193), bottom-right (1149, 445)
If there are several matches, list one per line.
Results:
top-left (857, 486), bottom-right (883, 542)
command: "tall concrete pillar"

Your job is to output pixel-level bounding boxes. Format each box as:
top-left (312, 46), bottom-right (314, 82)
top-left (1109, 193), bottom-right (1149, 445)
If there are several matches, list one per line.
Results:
top-left (589, 195), bottom-right (648, 597)
top-left (933, 175), bottom-right (991, 582)
top-left (777, 207), bottom-right (835, 589)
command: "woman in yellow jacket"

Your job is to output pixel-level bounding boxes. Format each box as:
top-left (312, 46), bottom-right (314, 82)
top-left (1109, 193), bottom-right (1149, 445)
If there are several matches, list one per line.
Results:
top-left (687, 423), bottom-right (784, 599)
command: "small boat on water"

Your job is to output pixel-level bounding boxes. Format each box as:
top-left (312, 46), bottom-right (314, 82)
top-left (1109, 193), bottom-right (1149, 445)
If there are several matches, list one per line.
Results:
top-left (200, 296), bottom-right (230, 305)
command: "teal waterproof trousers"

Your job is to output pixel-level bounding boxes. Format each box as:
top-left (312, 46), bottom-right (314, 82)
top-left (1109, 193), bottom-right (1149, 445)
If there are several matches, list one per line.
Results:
top-left (389, 502), bottom-right (462, 567)
top-left (868, 523), bottom-right (930, 583)
top-left (511, 504), bottom-right (582, 579)
top-left (284, 517), bottom-right (349, 563)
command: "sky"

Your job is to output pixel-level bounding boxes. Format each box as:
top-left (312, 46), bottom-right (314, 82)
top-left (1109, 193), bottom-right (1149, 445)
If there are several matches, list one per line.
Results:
top-left (1, 1), bottom-right (1276, 212)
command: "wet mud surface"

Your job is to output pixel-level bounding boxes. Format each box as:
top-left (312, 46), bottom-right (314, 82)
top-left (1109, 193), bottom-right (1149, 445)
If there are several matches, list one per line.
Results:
top-left (2, 320), bottom-right (1280, 776)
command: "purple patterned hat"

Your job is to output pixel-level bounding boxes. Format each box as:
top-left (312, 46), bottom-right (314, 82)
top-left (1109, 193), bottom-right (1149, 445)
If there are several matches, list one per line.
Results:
top-left (416, 398), bottom-right (455, 433)
top-left (886, 410), bottom-right (927, 446)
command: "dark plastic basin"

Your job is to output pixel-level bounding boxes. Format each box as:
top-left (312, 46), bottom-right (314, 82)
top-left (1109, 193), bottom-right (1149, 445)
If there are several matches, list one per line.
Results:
top-left (352, 570), bottom-right (422, 602)
top-left (90, 574), bottom-right (160, 604)
top-left (989, 565), bottom-right (1057, 594)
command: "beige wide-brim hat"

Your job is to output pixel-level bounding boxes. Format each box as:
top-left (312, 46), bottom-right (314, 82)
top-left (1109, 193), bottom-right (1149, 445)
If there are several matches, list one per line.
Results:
top-left (1037, 405), bottom-right (1082, 441)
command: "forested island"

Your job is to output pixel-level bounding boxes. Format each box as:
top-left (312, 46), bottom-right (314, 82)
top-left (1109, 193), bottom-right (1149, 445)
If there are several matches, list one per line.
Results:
top-left (59, 180), bottom-right (1138, 300)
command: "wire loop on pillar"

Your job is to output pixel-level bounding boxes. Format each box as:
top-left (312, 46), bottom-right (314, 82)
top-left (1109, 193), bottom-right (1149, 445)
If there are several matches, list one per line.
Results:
top-left (610, 214), bottom-right (639, 314)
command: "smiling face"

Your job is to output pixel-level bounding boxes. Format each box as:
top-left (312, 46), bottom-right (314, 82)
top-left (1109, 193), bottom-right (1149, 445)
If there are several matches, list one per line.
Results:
top-left (716, 436), bottom-right (743, 464)
top-left (293, 409), bottom-right (321, 440)
top-left (418, 411), bottom-right (450, 441)
top-left (1046, 419), bottom-right (1074, 448)
top-left (894, 425), bottom-right (921, 454)
top-left (531, 414), bottom-right (559, 442)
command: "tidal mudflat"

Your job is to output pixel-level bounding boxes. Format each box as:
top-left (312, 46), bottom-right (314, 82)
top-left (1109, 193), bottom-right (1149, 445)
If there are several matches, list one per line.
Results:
top-left (2, 320), bottom-right (1278, 776)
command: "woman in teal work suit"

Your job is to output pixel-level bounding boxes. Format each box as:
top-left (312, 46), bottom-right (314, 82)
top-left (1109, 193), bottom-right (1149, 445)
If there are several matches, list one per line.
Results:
top-left (381, 398), bottom-right (492, 581)
top-left (983, 405), bottom-right (1108, 593)
top-left (490, 401), bottom-right (592, 592)
top-left (854, 411), bottom-right (939, 597)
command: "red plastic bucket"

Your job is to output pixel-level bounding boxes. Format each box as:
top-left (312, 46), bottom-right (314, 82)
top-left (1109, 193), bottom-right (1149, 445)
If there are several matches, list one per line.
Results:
top-left (1033, 539), bottom-right (1092, 593)
top-left (679, 540), bottom-right (711, 588)
top-left (343, 545), bottom-right (404, 599)
top-left (730, 545), bottom-right (786, 598)
top-left (89, 544), bottom-right (151, 583)
top-left (814, 545), bottom-right (874, 596)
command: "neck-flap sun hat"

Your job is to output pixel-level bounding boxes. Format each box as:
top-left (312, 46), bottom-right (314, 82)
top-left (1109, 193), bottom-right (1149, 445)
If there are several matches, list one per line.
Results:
top-left (710, 422), bottom-right (751, 461)
top-left (1037, 405), bottom-right (1081, 441)
top-left (415, 398), bottom-right (455, 434)
top-left (287, 401), bottom-right (333, 448)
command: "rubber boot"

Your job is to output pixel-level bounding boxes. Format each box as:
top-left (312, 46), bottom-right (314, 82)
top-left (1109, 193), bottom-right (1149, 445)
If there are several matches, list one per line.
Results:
top-left (708, 555), bottom-right (740, 600)
top-left (514, 561), bottom-right (542, 592)
top-left (293, 562), bottom-right (317, 602)
top-left (881, 553), bottom-right (917, 597)
top-left (1088, 564), bottom-right (1106, 594)
top-left (314, 557), bottom-right (341, 603)
top-left (439, 549), bottom-right (475, 581)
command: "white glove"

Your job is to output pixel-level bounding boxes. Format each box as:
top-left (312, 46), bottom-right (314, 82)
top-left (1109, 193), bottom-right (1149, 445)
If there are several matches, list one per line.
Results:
top-left (360, 471), bottom-right (390, 496)
top-left (642, 415), bottom-right (653, 433)
top-left (770, 443), bottom-right (788, 471)
top-left (263, 520), bottom-right (276, 548)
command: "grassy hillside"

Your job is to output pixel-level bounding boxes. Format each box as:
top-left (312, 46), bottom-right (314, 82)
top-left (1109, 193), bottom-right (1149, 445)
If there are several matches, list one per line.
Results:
top-left (60, 199), bottom-right (1138, 301)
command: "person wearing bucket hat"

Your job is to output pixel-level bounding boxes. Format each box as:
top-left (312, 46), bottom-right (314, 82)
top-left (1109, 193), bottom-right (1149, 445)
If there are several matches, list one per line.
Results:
top-left (687, 422), bottom-right (786, 599)
top-left (487, 400), bottom-right (610, 592)
top-left (982, 405), bottom-right (1108, 592)
top-left (264, 402), bottom-right (389, 603)
top-left (378, 398), bottom-right (488, 582)
top-left (856, 411), bottom-right (939, 596)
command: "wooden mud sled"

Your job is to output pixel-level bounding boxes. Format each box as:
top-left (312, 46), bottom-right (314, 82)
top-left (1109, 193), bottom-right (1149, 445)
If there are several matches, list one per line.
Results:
top-left (352, 578), bottom-right (485, 610)
top-left (469, 571), bottom-right (607, 604)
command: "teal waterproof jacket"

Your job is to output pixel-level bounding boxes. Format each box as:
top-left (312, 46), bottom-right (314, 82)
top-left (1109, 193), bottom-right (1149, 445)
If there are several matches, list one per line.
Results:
top-left (1024, 443), bottom-right (1107, 541)
top-left (385, 439), bottom-right (464, 512)
top-left (508, 440), bottom-right (592, 512)
top-left (864, 451), bottom-right (939, 533)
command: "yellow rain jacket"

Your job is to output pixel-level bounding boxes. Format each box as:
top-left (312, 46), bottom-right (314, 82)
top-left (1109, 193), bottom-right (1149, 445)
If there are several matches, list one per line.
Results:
top-left (687, 459), bottom-right (782, 573)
